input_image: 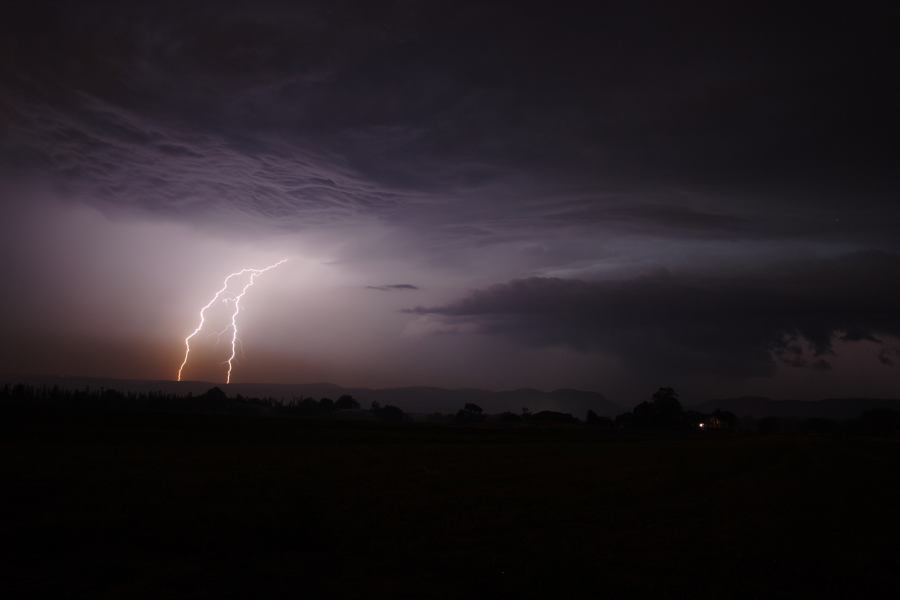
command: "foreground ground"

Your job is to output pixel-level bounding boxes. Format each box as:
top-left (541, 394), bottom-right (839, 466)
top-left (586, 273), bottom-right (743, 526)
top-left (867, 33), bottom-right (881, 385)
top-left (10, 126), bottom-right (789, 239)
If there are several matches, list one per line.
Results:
top-left (3, 413), bottom-right (900, 598)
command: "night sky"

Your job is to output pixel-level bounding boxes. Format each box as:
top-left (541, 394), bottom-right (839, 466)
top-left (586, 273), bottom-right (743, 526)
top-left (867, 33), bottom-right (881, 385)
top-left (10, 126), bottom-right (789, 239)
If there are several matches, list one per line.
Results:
top-left (2, 1), bottom-right (899, 403)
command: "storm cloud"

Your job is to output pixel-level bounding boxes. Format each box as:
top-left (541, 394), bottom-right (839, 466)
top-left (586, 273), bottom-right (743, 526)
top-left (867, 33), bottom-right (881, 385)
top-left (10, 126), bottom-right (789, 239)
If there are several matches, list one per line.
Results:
top-left (3, 94), bottom-right (407, 228)
top-left (2, 1), bottom-right (899, 399)
top-left (4, 2), bottom-right (898, 245)
top-left (410, 252), bottom-right (900, 378)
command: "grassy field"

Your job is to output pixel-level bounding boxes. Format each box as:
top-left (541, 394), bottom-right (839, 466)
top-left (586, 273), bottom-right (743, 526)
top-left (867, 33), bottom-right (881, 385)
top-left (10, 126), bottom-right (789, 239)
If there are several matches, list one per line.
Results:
top-left (3, 413), bottom-right (900, 598)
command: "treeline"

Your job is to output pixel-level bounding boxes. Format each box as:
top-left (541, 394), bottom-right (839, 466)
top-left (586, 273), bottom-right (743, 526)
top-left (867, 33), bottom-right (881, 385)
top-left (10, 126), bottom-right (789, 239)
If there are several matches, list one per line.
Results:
top-left (0, 383), bottom-right (275, 415)
top-left (437, 388), bottom-right (732, 430)
top-left (601, 387), bottom-right (900, 436)
top-left (283, 395), bottom-right (407, 421)
top-left (0, 383), bottom-right (410, 422)
top-left (445, 387), bottom-right (900, 436)
top-left (3, 383), bottom-right (900, 435)
top-left (752, 410), bottom-right (900, 436)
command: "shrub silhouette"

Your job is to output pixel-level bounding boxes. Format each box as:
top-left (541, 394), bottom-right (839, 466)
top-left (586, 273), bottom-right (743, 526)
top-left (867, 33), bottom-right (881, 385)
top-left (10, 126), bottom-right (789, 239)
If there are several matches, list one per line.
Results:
top-left (371, 402), bottom-right (406, 422)
top-left (335, 395), bottom-right (360, 410)
top-left (456, 402), bottom-right (485, 424)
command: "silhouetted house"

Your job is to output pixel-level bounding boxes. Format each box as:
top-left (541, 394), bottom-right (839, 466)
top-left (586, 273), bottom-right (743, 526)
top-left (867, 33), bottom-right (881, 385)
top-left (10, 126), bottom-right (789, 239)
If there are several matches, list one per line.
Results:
top-left (698, 410), bottom-right (738, 431)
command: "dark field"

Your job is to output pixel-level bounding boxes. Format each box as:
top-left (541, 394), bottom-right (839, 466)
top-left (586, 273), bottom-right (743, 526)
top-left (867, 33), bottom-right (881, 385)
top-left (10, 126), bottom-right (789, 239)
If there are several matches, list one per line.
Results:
top-left (4, 414), bottom-right (900, 598)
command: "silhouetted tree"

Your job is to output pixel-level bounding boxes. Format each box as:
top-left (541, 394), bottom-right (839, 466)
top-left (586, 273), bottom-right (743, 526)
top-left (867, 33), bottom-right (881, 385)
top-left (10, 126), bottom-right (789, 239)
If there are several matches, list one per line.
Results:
top-left (202, 387), bottom-right (229, 403)
top-left (335, 394), bottom-right (360, 410)
top-left (631, 387), bottom-right (685, 429)
top-left (651, 387), bottom-right (682, 417)
top-left (373, 404), bottom-right (406, 422)
top-left (456, 402), bottom-right (485, 424)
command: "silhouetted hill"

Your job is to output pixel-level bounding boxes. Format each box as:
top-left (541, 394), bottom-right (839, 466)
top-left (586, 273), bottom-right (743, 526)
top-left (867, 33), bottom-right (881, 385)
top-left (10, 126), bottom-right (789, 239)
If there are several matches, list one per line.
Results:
top-left (695, 396), bottom-right (900, 419)
top-left (2, 376), bottom-right (619, 416)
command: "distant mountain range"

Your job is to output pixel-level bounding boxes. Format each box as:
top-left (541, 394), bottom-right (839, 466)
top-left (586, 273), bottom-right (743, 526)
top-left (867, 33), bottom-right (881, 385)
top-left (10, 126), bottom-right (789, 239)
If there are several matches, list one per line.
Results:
top-left (1, 376), bottom-right (621, 417)
top-left (694, 396), bottom-right (900, 420)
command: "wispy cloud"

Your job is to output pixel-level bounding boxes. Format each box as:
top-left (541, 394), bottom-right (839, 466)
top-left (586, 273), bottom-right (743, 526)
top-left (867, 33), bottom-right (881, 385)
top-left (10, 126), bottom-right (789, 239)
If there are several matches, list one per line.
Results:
top-left (4, 93), bottom-right (412, 230)
top-left (365, 284), bottom-right (420, 291)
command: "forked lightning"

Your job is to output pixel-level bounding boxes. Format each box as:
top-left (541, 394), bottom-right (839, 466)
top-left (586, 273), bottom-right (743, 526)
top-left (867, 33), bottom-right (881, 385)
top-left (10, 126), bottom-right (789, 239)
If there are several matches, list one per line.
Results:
top-left (177, 259), bottom-right (287, 383)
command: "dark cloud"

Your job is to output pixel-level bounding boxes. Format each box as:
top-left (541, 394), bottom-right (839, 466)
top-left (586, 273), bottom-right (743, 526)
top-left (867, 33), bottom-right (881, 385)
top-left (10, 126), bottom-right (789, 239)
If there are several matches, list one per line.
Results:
top-left (2, 94), bottom-right (406, 229)
top-left (2, 1), bottom-right (899, 394)
top-left (409, 252), bottom-right (900, 378)
top-left (366, 284), bottom-right (419, 291)
top-left (3, 1), bottom-right (899, 245)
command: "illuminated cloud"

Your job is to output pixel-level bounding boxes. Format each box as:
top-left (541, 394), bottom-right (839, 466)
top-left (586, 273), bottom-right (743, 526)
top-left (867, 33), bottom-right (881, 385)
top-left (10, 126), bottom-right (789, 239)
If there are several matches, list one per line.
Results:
top-left (5, 95), bottom-right (407, 229)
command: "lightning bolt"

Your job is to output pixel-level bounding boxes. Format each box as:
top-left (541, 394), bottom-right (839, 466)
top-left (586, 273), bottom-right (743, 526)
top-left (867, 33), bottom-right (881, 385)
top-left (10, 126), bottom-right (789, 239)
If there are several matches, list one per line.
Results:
top-left (224, 259), bottom-right (287, 384)
top-left (177, 259), bottom-right (288, 383)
